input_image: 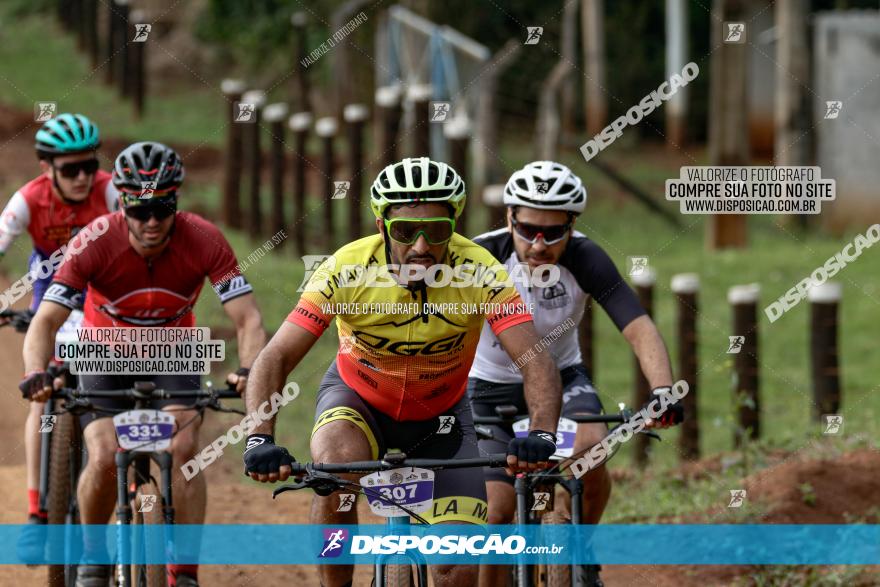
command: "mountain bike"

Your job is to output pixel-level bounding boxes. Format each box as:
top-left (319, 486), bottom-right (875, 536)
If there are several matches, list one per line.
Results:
top-left (273, 451), bottom-right (510, 587)
top-left (46, 380), bottom-right (243, 586)
top-left (2, 307), bottom-right (82, 585)
top-left (473, 405), bottom-right (660, 587)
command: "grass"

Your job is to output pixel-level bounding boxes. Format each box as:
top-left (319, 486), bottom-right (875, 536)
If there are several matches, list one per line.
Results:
top-left (1, 7), bottom-right (878, 528)
top-left (0, 8), bottom-right (226, 145)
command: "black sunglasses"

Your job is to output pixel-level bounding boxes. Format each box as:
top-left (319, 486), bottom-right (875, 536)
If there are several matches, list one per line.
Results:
top-left (54, 159), bottom-right (99, 179)
top-left (511, 217), bottom-right (571, 245)
top-left (124, 202), bottom-right (177, 222)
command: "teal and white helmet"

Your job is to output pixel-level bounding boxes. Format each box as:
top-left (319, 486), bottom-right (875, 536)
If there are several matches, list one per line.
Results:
top-left (35, 113), bottom-right (101, 158)
top-left (503, 161), bottom-right (586, 214)
top-left (370, 157), bottom-right (466, 219)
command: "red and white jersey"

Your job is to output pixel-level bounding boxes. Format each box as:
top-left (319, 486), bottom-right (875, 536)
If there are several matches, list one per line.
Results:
top-left (0, 170), bottom-right (118, 255)
top-left (47, 211), bottom-right (253, 327)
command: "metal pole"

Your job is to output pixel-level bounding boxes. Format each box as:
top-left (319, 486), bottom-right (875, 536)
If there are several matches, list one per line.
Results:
top-left (288, 112), bottom-right (312, 255)
top-left (808, 282), bottom-right (842, 421)
top-left (729, 284), bottom-right (760, 446)
top-left (242, 90), bottom-right (267, 238)
top-left (344, 104), bottom-right (368, 239)
top-left (632, 269), bottom-right (655, 465)
top-left (221, 79), bottom-right (247, 229)
top-left (264, 103), bottom-right (290, 245)
top-left (444, 117), bottom-right (470, 235)
top-left (315, 117), bottom-right (338, 250)
top-left (672, 273), bottom-right (699, 461)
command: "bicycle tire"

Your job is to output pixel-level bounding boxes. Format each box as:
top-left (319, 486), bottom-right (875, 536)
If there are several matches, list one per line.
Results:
top-left (383, 563), bottom-right (415, 587)
top-left (46, 412), bottom-right (81, 587)
top-left (131, 481), bottom-right (166, 587)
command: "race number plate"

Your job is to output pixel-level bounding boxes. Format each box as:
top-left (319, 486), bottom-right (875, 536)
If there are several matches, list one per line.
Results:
top-left (112, 410), bottom-right (175, 453)
top-left (360, 467), bottom-right (435, 518)
top-left (513, 417), bottom-right (577, 459)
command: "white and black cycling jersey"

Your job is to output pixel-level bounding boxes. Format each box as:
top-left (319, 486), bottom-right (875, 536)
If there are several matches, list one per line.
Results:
top-left (469, 228), bottom-right (646, 383)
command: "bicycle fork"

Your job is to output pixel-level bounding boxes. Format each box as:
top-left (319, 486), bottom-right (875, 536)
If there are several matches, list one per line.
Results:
top-left (114, 450), bottom-right (175, 586)
top-left (513, 474), bottom-right (530, 586)
top-left (374, 515), bottom-right (428, 586)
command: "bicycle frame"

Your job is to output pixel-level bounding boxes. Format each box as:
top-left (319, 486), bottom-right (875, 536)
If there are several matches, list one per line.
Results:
top-left (47, 382), bottom-right (240, 586)
top-left (275, 454), bottom-right (509, 587)
top-left (474, 407), bottom-right (656, 587)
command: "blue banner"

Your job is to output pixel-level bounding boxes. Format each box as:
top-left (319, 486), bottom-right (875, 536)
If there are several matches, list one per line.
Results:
top-left (7, 524), bottom-right (879, 565)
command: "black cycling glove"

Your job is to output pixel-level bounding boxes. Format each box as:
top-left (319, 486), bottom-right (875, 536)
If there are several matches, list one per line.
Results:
top-left (645, 386), bottom-right (684, 425)
top-left (19, 371), bottom-right (52, 399)
top-left (243, 434), bottom-right (295, 476)
top-left (506, 430), bottom-right (557, 464)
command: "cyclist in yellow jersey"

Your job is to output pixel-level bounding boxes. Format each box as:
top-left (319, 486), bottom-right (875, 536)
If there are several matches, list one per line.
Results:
top-left (243, 157), bottom-right (563, 587)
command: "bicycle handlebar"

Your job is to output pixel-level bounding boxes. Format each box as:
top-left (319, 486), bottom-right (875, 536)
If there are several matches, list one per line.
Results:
top-left (472, 413), bottom-right (627, 425)
top-left (54, 387), bottom-right (241, 400)
top-left (289, 454), bottom-right (509, 475)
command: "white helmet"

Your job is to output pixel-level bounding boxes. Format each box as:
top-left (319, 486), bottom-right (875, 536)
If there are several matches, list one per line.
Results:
top-left (370, 157), bottom-right (466, 219)
top-left (503, 161), bottom-right (586, 214)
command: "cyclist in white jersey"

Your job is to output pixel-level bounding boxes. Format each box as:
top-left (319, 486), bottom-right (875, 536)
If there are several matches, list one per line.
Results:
top-left (468, 161), bottom-right (683, 587)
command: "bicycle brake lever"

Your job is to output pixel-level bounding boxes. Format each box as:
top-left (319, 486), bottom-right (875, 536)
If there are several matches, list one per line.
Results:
top-left (272, 484), bottom-right (303, 498)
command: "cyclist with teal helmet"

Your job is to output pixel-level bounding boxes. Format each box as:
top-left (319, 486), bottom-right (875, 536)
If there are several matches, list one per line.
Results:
top-left (1, 113), bottom-right (118, 561)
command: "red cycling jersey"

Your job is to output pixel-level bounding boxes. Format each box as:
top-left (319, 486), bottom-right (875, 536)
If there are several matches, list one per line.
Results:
top-left (0, 170), bottom-right (117, 256)
top-left (47, 211), bottom-right (253, 327)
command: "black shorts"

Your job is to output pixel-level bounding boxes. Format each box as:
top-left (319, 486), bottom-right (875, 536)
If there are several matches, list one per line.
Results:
top-left (312, 361), bottom-right (488, 524)
top-left (77, 373), bottom-right (202, 430)
top-left (468, 364), bottom-right (604, 485)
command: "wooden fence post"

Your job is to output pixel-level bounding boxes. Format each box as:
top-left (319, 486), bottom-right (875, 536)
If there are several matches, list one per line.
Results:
top-left (344, 104), bottom-right (369, 239)
top-left (632, 268), bottom-right (656, 465)
top-left (672, 273), bottom-right (700, 460)
top-left (242, 89), bottom-right (267, 238)
top-left (264, 103), bottom-right (290, 244)
top-left (375, 85), bottom-right (402, 169)
top-left (729, 283), bottom-right (760, 446)
top-left (809, 282), bottom-right (842, 421)
top-left (444, 117), bottom-right (470, 235)
top-left (115, 0), bottom-right (130, 99)
top-left (291, 11), bottom-right (311, 113)
top-left (221, 79), bottom-right (246, 229)
top-left (288, 112), bottom-right (312, 255)
top-left (408, 84), bottom-right (432, 157)
top-left (128, 10), bottom-right (147, 119)
top-left (315, 117), bottom-right (338, 250)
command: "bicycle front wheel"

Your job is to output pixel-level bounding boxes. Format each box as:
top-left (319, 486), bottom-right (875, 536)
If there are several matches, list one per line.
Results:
top-left (131, 482), bottom-right (166, 587)
top-left (46, 412), bottom-right (81, 587)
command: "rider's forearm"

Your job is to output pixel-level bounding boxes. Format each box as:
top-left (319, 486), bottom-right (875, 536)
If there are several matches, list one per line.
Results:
top-left (22, 315), bottom-right (59, 373)
top-left (245, 345), bottom-right (288, 435)
top-left (622, 315), bottom-right (673, 388)
top-left (235, 310), bottom-right (267, 369)
top-left (521, 354), bottom-right (562, 434)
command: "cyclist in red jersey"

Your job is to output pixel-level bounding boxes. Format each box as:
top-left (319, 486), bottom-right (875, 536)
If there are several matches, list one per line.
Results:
top-left (0, 113), bottom-right (118, 559)
top-left (20, 142), bottom-right (266, 587)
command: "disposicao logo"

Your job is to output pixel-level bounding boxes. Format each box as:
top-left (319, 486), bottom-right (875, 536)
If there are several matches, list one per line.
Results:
top-left (319, 528), bottom-right (349, 558)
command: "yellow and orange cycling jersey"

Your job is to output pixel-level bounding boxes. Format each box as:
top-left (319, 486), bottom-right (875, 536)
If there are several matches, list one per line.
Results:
top-left (287, 233), bottom-right (532, 420)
